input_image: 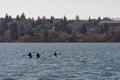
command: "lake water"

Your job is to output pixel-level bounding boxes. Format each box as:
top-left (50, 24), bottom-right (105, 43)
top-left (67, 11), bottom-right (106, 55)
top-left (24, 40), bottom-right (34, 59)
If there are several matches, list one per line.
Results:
top-left (0, 43), bottom-right (120, 80)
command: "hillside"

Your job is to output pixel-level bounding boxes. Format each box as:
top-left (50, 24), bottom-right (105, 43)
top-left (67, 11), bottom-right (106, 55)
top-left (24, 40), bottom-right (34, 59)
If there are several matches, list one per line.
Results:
top-left (0, 13), bottom-right (120, 42)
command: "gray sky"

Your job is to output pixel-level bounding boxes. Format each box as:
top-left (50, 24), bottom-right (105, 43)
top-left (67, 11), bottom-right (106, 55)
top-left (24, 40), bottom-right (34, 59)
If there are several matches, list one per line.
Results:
top-left (0, 0), bottom-right (120, 19)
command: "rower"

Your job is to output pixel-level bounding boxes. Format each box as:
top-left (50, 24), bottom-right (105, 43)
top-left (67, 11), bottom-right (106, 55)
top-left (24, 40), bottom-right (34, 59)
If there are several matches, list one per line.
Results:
top-left (36, 52), bottom-right (40, 58)
top-left (27, 52), bottom-right (32, 58)
top-left (53, 52), bottom-right (58, 57)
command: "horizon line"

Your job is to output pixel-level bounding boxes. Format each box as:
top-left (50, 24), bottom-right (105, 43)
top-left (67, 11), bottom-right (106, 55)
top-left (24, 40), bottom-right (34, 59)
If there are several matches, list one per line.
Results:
top-left (1, 13), bottom-right (120, 20)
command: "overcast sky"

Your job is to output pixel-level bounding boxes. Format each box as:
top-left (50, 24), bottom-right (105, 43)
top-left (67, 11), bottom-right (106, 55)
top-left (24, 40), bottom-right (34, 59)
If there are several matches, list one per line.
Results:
top-left (0, 0), bottom-right (119, 19)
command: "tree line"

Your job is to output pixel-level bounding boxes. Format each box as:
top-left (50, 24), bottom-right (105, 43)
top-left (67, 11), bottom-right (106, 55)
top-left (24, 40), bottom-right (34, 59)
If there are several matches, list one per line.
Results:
top-left (0, 13), bottom-right (120, 42)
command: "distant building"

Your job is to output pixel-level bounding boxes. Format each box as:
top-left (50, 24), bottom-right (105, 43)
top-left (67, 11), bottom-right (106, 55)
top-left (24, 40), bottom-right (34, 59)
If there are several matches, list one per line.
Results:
top-left (99, 17), bottom-right (120, 26)
top-left (102, 17), bottom-right (112, 21)
top-left (99, 20), bottom-right (120, 27)
top-left (99, 20), bottom-right (120, 24)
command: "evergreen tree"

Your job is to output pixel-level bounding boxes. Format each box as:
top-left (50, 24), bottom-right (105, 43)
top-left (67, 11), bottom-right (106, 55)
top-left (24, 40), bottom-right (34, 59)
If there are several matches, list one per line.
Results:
top-left (16, 15), bottom-right (20, 21)
top-left (36, 17), bottom-right (42, 25)
top-left (75, 15), bottom-right (79, 20)
top-left (89, 16), bottom-right (91, 21)
top-left (50, 16), bottom-right (55, 23)
top-left (5, 14), bottom-right (9, 20)
top-left (98, 17), bottom-right (101, 21)
top-left (20, 13), bottom-right (26, 20)
top-left (63, 16), bottom-right (67, 21)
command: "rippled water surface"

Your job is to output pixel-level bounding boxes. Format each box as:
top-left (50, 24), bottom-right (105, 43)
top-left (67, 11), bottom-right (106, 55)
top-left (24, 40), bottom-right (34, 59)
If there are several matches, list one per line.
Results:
top-left (0, 43), bottom-right (120, 80)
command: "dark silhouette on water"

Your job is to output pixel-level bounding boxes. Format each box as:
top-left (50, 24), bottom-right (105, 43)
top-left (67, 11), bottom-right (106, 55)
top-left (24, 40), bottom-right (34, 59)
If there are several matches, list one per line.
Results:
top-left (53, 52), bottom-right (57, 57)
top-left (36, 52), bottom-right (40, 58)
top-left (49, 52), bottom-right (62, 57)
top-left (59, 53), bottom-right (61, 55)
top-left (24, 51), bottom-right (61, 58)
top-left (22, 54), bottom-right (25, 57)
top-left (27, 52), bottom-right (32, 58)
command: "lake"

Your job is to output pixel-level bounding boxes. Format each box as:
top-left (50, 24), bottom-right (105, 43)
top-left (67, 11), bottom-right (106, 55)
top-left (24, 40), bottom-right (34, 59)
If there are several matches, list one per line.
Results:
top-left (0, 43), bottom-right (120, 80)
